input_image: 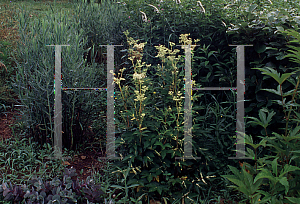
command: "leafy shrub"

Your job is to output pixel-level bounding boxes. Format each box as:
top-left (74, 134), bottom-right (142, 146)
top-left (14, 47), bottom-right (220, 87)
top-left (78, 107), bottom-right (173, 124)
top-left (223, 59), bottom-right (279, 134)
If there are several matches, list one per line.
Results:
top-left (222, 28), bottom-right (300, 203)
top-left (109, 29), bottom-right (240, 203)
top-left (223, 0), bottom-right (300, 144)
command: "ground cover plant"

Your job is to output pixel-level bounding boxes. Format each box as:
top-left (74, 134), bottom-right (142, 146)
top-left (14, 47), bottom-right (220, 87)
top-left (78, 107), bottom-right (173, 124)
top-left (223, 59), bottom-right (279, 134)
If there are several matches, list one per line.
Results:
top-left (0, 0), bottom-right (300, 203)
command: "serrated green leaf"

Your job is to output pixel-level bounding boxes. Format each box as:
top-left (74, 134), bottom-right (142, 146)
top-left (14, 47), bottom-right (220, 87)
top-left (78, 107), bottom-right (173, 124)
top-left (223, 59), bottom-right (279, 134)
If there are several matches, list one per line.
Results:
top-left (243, 168), bottom-right (253, 189)
top-left (289, 126), bottom-right (300, 137)
top-left (222, 175), bottom-right (247, 190)
top-left (246, 116), bottom-right (264, 127)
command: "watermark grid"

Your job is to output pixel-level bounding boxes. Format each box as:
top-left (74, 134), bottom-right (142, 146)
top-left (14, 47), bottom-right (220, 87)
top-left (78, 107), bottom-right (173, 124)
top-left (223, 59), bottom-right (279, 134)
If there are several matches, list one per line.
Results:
top-left (47, 44), bottom-right (252, 161)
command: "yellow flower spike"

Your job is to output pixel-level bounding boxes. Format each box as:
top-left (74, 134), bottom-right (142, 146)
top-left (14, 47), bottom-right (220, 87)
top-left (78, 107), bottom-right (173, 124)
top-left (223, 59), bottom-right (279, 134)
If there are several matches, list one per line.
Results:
top-left (181, 176), bottom-right (187, 181)
top-left (132, 168), bottom-right (137, 175)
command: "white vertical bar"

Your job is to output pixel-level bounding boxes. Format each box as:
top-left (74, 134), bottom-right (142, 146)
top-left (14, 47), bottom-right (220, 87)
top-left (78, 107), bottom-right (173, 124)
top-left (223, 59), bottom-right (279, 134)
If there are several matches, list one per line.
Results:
top-left (98, 45), bottom-right (122, 160)
top-left (176, 44), bottom-right (201, 160)
top-left (228, 45), bottom-right (252, 160)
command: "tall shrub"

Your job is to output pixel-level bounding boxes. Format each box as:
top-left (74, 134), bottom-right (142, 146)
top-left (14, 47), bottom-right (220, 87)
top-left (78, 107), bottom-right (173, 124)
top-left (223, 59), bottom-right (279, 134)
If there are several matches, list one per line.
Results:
top-left (222, 28), bottom-right (300, 204)
top-left (109, 30), bottom-right (239, 203)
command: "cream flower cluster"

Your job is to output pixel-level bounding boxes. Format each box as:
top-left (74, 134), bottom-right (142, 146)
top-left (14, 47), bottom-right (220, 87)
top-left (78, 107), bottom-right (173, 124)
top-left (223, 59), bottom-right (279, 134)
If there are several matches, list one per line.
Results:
top-left (133, 72), bottom-right (146, 80)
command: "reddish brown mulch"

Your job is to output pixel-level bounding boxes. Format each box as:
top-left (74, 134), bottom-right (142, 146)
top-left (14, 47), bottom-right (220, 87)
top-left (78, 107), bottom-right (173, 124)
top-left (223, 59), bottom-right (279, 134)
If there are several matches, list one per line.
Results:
top-left (0, 106), bottom-right (20, 141)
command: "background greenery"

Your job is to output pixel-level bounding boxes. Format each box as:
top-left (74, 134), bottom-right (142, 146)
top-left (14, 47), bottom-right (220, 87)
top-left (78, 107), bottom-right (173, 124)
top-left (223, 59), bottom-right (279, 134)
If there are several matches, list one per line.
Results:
top-left (0, 0), bottom-right (300, 203)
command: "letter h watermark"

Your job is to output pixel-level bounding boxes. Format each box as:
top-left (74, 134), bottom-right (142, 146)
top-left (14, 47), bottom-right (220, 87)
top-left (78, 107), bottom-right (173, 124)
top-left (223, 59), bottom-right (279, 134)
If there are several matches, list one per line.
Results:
top-left (47, 44), bottom-right (252, 161)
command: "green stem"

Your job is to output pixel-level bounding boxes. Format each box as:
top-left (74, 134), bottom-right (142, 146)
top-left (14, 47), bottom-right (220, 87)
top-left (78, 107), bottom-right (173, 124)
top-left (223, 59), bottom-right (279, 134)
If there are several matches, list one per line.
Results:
top-left (255, 148), bottom-right (257, 174)
top-left (70, 97), bottom-right (75, 150)
top-left (47, 91), bottom-right (52, 143)
top-left (264, 127), bottom-right (268, 137)
top-left (285, 76), bottom-right (300, 137)
top-left (280, 84), bottom-right (287, 126)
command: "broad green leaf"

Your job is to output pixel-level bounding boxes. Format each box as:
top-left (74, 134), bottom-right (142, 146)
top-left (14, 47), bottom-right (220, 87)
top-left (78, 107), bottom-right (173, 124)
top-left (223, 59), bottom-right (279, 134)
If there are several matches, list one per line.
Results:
top-left (271, 157), bottom-right (279, 177)
top-left (144, 140), bottom-right (151, 149)
top-left (246, 116), bottom-right (264, 127)
top-left (164, 143), bottom-right (172, 148)
top-left (262, 86), bottom-right (297, 97)
top-left (240, 22), bottom-right (248, 27)
top-left (279, 164), bottom-right (300, 177)
top-left (258, 108), bottom-right (275, 128)
top-left (288, 125), bottom-right (300, 137)
top-left (207, 51), bottom-right (216, 58)
top-left (154, 141), bottom-right (163, 147)
top-left (279, 29), bottom-right (300, 65)
top-left (228, 165), bottom-right (244, 180)
top-left (278, 177), bottom-right (289, 195)
top-left (286, 197), bottom-right (300, 203)
top-left (127, 184), bottom-right (140, 188)
top-left (257, 190), bottom-right (271, 202)
top-left (161, 150), bottom-right (167, 159)
top-left (252, 67), bottom-right (296, 85)
top-left (254, 44), bottom-right (266, 53)
top-left (238, 186), bottom-right (251, 196)
top-left (244, 133), bottom-right (254, 145)
top-left (276, 26), bottom-right (284, 31)
top-left (243, 168), bottom-right (253, 190)
top-left (254, 169), bottom-right (275, 184)
top-left (258, 138), bottom-right (267, 147)
top-left (246, 108), bottom-right (275, 129)
top-left (222, 175), bottom-right (247, 191)
top-left (249, 4), bottom-right (258, 12)
top-left (147, 174), bottom-right (152, 182)
top-left (280, 72), bottom-right (297, 85)
top-left (111, 185), bottom-right (125, 189)
top-left (251, 179), bottom-right (263, 195)
top-left (251, 194), bottom-right (261, 204)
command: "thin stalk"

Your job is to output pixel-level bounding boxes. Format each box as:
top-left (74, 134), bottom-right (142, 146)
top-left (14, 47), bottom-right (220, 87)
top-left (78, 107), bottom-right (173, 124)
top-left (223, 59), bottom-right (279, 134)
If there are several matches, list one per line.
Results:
top-left (286, 76), bottom-right (300, 163)
top-left (280, 84), bottom-right (288, 125)
top-left (285, 76), bottom-right (300, 137)
top-left (44, 117), bottom-right (47, 143)
top-left (70, 95), bottom-right (76, 150)
top-left (117, 73), bottom-right (129, 127)
top-left (47, 91), bottom-right (53, 143)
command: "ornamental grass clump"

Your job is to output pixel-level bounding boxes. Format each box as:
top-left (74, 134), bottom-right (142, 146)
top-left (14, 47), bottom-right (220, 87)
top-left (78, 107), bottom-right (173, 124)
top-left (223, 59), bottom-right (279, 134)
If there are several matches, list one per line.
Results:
top-left (9, 5), bottom-right (107, 151)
